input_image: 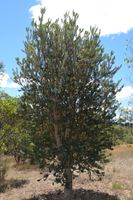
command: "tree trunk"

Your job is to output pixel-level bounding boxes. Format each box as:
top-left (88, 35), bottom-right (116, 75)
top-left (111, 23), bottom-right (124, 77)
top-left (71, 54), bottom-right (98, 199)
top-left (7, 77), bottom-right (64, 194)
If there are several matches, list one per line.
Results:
top-left (64, 168), bottom-right (73, 200)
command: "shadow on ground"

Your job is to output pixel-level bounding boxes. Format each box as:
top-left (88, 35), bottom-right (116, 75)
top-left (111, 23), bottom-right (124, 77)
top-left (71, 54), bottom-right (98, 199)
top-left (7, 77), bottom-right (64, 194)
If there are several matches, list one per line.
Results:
top-left (23, 189), bottom-right (120, 200)
top-left (0, 178), bottom-right (29, 193)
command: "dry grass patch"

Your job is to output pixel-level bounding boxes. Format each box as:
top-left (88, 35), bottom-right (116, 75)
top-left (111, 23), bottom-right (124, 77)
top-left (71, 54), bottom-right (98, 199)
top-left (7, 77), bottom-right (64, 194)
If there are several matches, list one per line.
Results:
top-left (0, 145), bottom-right (133, 200)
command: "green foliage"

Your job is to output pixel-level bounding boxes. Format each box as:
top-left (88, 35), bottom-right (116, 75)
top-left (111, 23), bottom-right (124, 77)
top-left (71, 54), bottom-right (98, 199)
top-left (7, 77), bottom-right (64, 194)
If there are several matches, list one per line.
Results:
top-left (113, 125), bottom-right (133, 145)
top-left (0, 92), bottom-right (33, 163)
top-left (119, 107), bottom-right (133, 126)
top-left (14, 9), bottom-right (121, 193)
top-left (114, 107), bottom-right (133, 144)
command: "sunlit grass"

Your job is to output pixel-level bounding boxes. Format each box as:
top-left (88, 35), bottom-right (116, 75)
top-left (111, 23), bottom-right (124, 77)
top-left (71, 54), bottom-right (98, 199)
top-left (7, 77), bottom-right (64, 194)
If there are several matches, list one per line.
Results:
top-left (112, 182), bottom-right (126, 190)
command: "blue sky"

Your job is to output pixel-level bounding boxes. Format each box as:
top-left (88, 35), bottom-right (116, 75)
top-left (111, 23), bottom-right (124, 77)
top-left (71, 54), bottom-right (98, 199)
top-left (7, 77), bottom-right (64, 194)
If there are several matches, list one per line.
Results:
top-left (0, 0), bottom-right (133, 108)
top-left (0, 0), bottom-right (35, 96)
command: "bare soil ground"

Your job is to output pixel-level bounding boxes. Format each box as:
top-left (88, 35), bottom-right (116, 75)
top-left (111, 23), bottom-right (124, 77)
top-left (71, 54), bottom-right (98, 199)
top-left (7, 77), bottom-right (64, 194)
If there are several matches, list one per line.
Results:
top-left (0, 145), bottom-right (133, 200)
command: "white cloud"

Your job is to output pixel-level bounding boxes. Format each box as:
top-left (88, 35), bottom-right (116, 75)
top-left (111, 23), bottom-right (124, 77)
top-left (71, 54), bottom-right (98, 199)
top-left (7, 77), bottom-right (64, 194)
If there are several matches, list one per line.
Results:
top-left (0, 73), bottom-right (20, 89)
top-left (116, 86), bottom-right (133, 100)
top-left (30, 0), bottom-right (133, 36)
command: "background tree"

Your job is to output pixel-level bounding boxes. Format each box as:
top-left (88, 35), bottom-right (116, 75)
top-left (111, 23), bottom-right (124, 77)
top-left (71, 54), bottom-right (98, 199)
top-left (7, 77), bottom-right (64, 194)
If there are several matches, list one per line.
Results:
top-left (125, 38), bottom-right (133, 67)
top-left (0, 62), bottom-right (4, 89)
top-left (0, 62), bottom-right (6, 151)
top-left (14, 9), bottom-right (121, 199)
top-left (125, 38), bottom-right (133, 84)
top-left (0, 62), bottom-right (4, 74)
top-left (0, 63), bottom-right (8, 183)
top-left (118, 107), bottom-right (133, 139)
top-left (0, 93), bottom-right (33, 163)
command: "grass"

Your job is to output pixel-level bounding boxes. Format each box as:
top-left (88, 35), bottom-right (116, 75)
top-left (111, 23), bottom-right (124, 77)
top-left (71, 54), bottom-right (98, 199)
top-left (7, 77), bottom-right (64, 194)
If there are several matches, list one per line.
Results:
top-left (0, 144), bottom-right (133, 199)
top-left (112, 182), bottom-right (125, 190)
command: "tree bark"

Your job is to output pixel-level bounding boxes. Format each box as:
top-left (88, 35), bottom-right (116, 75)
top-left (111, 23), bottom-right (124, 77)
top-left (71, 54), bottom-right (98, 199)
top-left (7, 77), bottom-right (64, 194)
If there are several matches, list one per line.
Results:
top-left (64, 168), bottom-right (73, 200)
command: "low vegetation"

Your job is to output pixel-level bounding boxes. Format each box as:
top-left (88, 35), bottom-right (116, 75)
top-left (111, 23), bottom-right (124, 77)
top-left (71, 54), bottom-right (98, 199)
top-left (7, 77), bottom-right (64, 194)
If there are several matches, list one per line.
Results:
top-left (0, 145), bottom-right (132, 200)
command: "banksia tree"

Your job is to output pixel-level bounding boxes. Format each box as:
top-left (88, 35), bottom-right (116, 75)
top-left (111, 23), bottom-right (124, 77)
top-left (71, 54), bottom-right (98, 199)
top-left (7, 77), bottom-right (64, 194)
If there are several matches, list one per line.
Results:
top-left (14, 9), bottom-right (121, 199)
